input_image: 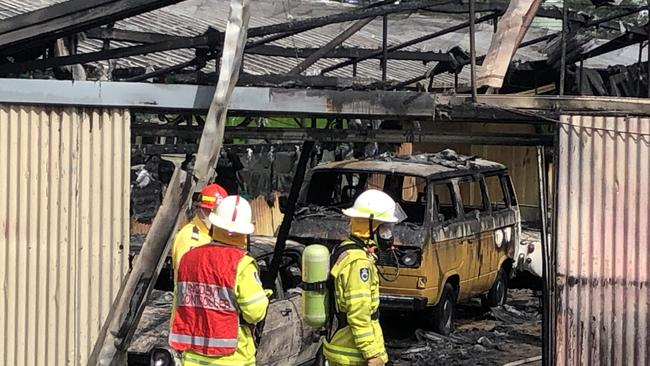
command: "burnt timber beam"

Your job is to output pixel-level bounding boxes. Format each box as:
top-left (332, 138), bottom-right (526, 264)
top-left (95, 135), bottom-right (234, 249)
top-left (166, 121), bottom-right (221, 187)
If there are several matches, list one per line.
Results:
top-left (247, 45), bottom-right (452, 62)
top-left (0, 36), bottom-right (209, 74)
top-left (85, 27), bottom-right (452, 62)
top-left (5, 79), bottom-right (650, 118)
top-left (0, 0), bottom-right (185, 54)
top-left (131, 126), bottom-right (554, 146)
top-left (85, 27), bottom-right (188, 44)
top-left (288, 18), bottom-right (374, 75)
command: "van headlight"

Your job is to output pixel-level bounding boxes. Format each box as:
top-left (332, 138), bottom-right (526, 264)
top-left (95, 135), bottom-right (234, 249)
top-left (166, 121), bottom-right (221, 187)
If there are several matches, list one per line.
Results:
top-left (150, 347), bottom-right (174, 366)
top-left (400, 251), bottom-right (418, 267)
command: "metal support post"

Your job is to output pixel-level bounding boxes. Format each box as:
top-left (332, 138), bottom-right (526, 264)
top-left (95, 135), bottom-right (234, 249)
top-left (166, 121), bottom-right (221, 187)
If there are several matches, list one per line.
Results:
top-left (578, 58), bottom-right (584, 95)
top-left (537, 146), bottom-right (550, 366)
top-left (382, 15), bottom-right (388, 82)
top-left (647, 6), bottom-right (650, 98)
top-left (560, 0), bottom-right (568, 95)
top-left (638, 41), bottom-right (643, 96)
top-left (469, 0), bottom-right (478, 102)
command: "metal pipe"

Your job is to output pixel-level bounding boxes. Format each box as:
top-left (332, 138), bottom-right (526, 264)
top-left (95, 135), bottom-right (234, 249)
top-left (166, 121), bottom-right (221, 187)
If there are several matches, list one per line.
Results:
top-left (536, 146), bottom-right (550, 366)
top-left (578, 58), bottom-right (583, 95)
top-left (382, 15), bottom-right (388, 82)
top-left (469, 0), bottom-right (478, 102)
top-left (647, 7), bottom-right (649, 98)
top-left (638, 41), bottom-right (643, 96)
top-left (560, 0), bottom-right (568, 95)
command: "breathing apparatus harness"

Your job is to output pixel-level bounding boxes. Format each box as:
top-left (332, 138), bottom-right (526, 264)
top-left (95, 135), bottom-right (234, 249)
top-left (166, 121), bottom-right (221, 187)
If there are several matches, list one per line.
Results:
top-left (325, 238), bottom-right (379, 342)
top-left (367, 214), bottom-right (401, 283)
top-left (324, 213), bottom-right (403, 341)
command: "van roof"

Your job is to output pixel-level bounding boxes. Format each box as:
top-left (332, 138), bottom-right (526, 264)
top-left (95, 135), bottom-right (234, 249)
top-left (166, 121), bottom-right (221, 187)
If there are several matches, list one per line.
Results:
top-left (312, 150), bottom-right (506, 179)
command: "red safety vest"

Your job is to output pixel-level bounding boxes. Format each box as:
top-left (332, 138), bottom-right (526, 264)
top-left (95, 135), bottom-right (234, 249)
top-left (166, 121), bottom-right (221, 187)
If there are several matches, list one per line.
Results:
top-left (169, 243), bottom-right (246, 356)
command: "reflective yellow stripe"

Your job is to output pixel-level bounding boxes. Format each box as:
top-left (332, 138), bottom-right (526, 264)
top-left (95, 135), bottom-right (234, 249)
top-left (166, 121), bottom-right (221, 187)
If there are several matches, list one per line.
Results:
top-left (201, 195), bottom-right (217, 202)
top-left (238, 291), bottom-right (267, 306)
top-left (183, 353), bottom-right (255, 366)
top-left (323, 344), bottom-right (365, 362)
top-left (343, 292), bottom-right (371, 301)
top-left (354, 331), bottom-right (374, 339)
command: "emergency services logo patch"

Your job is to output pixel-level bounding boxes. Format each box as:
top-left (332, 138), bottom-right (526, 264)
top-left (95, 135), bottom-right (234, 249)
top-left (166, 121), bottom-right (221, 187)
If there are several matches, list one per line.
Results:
top-left (360, 267), bottom-right (370, 282)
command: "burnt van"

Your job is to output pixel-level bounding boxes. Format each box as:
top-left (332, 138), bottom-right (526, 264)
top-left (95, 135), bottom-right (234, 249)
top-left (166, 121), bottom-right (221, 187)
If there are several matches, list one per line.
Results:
top-left (289, 150), bottom-right (524, 334)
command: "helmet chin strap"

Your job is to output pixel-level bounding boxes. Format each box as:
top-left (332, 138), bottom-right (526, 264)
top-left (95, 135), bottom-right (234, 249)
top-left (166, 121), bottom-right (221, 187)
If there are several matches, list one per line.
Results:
top-left (368, 214), bottom-right (375, 243)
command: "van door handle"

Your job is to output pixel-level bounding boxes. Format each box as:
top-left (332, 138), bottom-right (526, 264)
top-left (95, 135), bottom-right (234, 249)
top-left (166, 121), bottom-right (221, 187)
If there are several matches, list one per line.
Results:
top-left (281, 308), bottom-right (292, 316)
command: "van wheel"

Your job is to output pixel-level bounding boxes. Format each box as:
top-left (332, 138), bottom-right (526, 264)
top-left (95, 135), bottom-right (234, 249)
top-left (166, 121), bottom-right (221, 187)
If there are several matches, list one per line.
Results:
top-left (428, 283), bottom-right (456, 335)
top-left (483, 269), bottom-right (508, 308)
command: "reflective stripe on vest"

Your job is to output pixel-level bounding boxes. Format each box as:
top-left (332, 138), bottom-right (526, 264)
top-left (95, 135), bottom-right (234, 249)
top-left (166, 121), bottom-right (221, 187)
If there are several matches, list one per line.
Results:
top-left (170, 244), bottom-right (245, 357)
top-left (168, 334), bottom-right (238, 348)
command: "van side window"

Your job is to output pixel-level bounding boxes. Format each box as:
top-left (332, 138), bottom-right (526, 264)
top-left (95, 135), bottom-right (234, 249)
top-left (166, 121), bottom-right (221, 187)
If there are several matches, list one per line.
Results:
top-left (458, 178), bottom-right (487, 215)
top-left (400, 176), bottom-right (427, 225)
top-left (431, 182), bottom-right (457, 223)
top-left (484, 174), bottom-right (508, 210)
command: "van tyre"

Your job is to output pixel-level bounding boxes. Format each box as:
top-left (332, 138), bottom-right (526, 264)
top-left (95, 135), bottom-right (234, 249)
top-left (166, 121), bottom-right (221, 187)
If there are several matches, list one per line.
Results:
top-left (429, 283), bottom-right (456, 335)
top-left (483, 268), bottom-right (508, 308)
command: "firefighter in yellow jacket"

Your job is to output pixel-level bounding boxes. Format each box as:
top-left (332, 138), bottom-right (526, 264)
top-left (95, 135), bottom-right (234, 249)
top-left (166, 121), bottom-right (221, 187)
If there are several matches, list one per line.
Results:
top-left (171, 183), bottom-right (228, 272)
top-left (169, 195), bottom-right (269, 366)
top-left (323, 189), bottom-right (402, 366)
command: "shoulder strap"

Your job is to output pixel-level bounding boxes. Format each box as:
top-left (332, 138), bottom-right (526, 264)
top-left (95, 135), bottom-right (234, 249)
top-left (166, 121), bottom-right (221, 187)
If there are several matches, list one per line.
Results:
top-left (326, 239), bottom-right (365, 341)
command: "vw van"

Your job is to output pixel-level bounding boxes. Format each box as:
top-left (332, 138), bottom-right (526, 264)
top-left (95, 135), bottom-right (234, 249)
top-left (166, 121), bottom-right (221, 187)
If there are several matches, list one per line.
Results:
top-left (289, 150), bottom-right (523, 334)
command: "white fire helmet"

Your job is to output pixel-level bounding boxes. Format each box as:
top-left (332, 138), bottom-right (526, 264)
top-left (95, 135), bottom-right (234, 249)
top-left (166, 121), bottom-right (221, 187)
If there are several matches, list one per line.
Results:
top-left (209, 195), bottom-right (255, 235)
top-left (342, 189), bottom-right (405, 223)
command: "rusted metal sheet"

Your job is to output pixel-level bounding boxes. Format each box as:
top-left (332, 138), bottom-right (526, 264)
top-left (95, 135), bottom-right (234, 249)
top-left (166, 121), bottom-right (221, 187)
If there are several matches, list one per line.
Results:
top-left (0, 105), bottom-right (130, 366)
top-left (554, 115), bottom-right (650, 365)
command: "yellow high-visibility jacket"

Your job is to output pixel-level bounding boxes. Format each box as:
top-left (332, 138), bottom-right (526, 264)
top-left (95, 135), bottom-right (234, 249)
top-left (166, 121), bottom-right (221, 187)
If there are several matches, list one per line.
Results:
top-left (323, 241), bottom-right (388, 365)
top-left (178, 253), bottom-right (269, 366)
top-left (171, 217), bottom-right (212, 275)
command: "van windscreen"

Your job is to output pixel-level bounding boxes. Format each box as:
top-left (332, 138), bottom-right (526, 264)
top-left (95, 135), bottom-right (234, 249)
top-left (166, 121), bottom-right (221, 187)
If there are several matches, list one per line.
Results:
top-left (305, 171), bottom-right (426, 225)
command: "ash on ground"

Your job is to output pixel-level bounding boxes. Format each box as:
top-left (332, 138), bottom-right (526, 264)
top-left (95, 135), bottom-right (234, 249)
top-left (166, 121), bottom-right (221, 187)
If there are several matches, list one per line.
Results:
top-left (382, 289), bottom-right (542, 366)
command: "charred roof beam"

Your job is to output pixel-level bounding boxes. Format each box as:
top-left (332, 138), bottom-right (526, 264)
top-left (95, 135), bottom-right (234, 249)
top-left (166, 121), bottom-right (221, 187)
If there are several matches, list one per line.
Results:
top-left (131, 126), bottom-right (554, 146)
top-left (0, 0), bottom-right (186, 54)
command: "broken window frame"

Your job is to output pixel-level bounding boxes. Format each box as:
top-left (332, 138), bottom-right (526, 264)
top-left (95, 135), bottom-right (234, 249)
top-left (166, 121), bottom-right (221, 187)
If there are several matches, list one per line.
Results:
top-left (482, 172), bottom-right (511, 212)
top-left (428, 179), bottom-right (460, 225)
top-left (455, 174), bottom-right (489, 218)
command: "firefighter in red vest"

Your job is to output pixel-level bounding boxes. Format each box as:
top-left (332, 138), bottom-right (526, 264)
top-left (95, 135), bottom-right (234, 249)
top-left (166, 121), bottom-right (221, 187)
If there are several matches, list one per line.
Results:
top-left (169, 195), bottom-right (269, 366)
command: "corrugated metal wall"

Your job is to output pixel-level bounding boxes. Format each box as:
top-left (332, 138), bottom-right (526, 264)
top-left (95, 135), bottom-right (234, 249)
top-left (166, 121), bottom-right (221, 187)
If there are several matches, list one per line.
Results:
top-left (0, 105), bottom-right (130, 365)
top-left (555, 115), bottom-right (650, 365)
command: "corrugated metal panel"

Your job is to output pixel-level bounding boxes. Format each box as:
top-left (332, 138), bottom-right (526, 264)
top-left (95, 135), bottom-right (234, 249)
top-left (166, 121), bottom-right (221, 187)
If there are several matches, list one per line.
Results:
top-left (0, 105), bottom-right (130, 366)
top-left (554, 115), bottom-right (650, 365)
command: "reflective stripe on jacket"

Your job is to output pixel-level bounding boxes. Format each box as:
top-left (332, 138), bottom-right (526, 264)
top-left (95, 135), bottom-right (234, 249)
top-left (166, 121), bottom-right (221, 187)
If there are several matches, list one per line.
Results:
top-left (174, 251), bottom-right (269, 366)
top-left (170, 244), bottom-right (245, 356)
top-left (323, 240), bottom-right (388, 365)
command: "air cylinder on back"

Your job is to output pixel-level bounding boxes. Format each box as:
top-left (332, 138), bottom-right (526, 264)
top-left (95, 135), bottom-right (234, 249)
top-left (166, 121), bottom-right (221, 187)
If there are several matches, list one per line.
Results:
top-left (301, 244), bottom-right (330, 328)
